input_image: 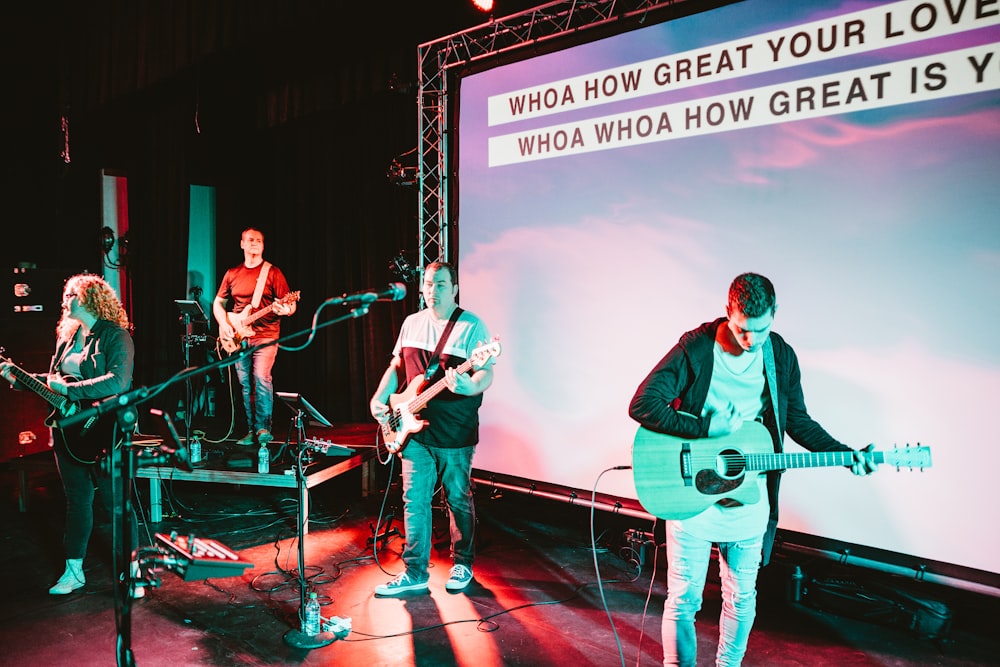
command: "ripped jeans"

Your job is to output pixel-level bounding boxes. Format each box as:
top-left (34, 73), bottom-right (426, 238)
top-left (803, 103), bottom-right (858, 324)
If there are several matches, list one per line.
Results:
top-left (662, 521), bottom-right (763, 667)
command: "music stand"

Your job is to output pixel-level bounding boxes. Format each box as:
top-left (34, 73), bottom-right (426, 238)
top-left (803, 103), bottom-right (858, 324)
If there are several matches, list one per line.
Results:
top-left (277, 391), bottom-right (332, 427)
top-left (174, 299), bottom-right (208, 323)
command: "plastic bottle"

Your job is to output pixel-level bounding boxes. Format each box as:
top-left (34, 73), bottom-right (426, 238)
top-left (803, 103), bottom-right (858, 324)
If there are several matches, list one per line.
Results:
top-left (789, 565), bottom-right (804, 603)
top-left (303, 592), bottom-right (321, 636)
top-left (257, 443), bottom-right (269, 474)
top-left (189, 434), bottom-right (202, 465)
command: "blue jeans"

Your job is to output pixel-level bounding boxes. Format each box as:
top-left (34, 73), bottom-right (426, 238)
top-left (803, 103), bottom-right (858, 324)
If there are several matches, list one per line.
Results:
top-left (399, 440), bottom-right (476, 580)
top-left (232, 338), bottom-right (278, 433)
top-left (662, 522), bottom-right (763, 667)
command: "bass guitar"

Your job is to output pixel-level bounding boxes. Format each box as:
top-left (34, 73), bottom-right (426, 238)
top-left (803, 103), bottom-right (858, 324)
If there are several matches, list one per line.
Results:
top-left (0, 348), bottom-right (114, 463)
top-left (632, 420), bottom-right (932, 520)
top-left (379, 338), bottom-right (502, 453)
top-left (220, 291), bottom-right (301, 354)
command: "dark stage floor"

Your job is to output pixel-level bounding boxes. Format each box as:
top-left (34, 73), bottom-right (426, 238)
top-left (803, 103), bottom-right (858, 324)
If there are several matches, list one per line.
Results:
top-left (1, 428), bottom-right (998, 667)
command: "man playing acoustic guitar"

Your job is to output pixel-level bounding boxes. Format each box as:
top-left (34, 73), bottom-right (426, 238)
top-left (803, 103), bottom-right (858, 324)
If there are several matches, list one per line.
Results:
top-left (369, 261), bottom-right (495, 597)
top-left (629, 272), bottom-right (878, 667)
top-left (213, 227), bottom-right (297, 448)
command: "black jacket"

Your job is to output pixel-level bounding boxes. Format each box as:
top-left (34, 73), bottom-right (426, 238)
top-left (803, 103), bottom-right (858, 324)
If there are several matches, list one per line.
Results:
top-left (629, 317), bottom-right (852, 563)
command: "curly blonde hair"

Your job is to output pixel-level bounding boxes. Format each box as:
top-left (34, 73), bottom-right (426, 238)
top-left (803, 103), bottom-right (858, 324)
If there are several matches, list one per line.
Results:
top-left (56, 274), bottom-right (130, 343)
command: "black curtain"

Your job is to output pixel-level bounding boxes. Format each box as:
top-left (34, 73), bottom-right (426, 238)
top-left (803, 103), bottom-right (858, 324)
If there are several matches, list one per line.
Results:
top-left (4, 0), bottom-right (456, 425)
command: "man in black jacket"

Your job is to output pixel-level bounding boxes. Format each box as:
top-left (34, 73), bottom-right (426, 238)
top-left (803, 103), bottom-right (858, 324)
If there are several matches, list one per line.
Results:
top-left (629, 272), bottom-right (878, 667)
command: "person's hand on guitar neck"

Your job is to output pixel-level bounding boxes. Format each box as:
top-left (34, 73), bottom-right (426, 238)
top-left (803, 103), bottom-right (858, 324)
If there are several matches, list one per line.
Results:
top-left (850, 444), bottom-right (879, 476)
top-left (47, 374), bottom-right (70, 396)
top-left (444, 367), bottom-right (480, 396)
top-left (0, 361), bottom-right (15, 386)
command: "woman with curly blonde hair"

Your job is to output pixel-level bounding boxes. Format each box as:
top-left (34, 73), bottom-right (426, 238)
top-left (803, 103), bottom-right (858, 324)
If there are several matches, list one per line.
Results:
top-left (1, 273), bottom-right (141, 597)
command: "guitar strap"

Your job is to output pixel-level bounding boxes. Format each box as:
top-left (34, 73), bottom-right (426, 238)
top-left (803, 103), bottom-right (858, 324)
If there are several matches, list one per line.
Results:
top-left (250, 262), bottom-right (271, 309)
top-left (762, 337), bottom-right (780, 451)
top-left (424, 306), bottom-right (463, 381)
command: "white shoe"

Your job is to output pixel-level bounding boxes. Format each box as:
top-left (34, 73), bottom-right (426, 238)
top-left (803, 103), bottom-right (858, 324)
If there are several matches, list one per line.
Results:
top-left (445, 564), bottom-right (474, 592)
top-left (49, 559), bottom-right (85, 595)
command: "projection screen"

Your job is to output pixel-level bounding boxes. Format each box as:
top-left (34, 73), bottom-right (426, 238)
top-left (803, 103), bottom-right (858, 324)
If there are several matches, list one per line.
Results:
top-left (454, 0), bottom-right (1000, 584)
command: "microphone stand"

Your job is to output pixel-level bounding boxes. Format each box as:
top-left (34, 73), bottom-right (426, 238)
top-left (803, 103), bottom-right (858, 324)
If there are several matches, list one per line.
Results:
top-left (181, 310), bottom-right (193, 452)
top-left (111, 403), bottom-right (140, 667)
top-left (175, 296), bottom-right (208, 459)
top-left (57, 302), bottom-right (374, 434)
top-left (283, 442), bottom-right (337, 648)
top-left (56, 300), bottom-right (379, 662)
top-left (280, 398), bottom-right (342, 649)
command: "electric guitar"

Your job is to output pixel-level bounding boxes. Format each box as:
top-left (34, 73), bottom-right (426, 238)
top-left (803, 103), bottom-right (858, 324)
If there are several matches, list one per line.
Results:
top-left (0, 348), bottom-right (113, 463)
top-left (379, 338), bottom-right (502, 454)
top-left (220, 291), bottom-right (300, 354)
top-left (632, 420), bottom-right (932, 520)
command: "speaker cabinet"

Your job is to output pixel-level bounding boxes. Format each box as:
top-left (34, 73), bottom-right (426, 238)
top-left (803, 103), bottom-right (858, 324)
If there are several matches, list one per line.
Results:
top-left (1, 268), bottom-right (65, 462)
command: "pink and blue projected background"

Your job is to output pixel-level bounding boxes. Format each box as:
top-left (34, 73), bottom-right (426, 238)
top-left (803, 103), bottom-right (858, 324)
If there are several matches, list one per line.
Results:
top-left (456, 0), bottom-right (1000, 580)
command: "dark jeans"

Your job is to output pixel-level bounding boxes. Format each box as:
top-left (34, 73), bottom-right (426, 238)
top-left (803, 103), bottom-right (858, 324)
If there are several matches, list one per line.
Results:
top-left (54, 436), bottom-right (139, 561)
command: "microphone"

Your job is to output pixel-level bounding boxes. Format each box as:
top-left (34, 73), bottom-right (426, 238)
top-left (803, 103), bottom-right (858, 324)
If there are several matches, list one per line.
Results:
top-left (327, 283), bottom-right (406, 306)
top-left (56, 386), bottom-right (151, 430)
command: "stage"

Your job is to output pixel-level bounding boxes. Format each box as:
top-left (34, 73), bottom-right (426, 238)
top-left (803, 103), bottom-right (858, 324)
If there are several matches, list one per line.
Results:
top-left (1, 424), bottom-right (997, 666)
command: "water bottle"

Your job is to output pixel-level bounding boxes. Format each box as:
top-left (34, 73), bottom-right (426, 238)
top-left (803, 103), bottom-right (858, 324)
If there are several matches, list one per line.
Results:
top-left (189, 434), bottom-right (202, 465)
top-left (303, 592), bottom-right (321, 636)
top-left (788, 565), bottom-right (804, 603)
top-left (257, 443), bottom-right (269, 474)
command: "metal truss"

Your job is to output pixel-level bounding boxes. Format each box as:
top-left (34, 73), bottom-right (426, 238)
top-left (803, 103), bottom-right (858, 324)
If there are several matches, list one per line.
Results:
top-left (415, 0), bottom-right (694, 270)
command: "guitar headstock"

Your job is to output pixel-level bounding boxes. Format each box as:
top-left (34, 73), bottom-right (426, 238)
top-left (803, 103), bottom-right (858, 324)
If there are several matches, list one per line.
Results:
top-left (470, 337), bottom-right (502, 369)
top-left (281, 291), bottom-right (301, 304)
top-left (883, 445), bottom-right (932, 470)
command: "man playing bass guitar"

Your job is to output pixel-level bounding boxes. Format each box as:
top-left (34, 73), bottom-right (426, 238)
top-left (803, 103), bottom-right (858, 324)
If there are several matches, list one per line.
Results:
top-left (369, 261), bottom-right (495, 597)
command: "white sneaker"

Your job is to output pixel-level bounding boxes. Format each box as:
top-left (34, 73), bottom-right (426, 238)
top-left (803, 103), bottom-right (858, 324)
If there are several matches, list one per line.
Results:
top-left (445, 564), bottom-right (474, 592)
top-left (374, 571), bottom-right (429, 597)
top-left (49, 559), bottom-right (85, 595)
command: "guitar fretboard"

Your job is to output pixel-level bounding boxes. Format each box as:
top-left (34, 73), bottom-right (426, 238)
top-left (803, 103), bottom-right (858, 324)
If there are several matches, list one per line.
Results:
top-left (745, 450), bottom-right (859, 471)
top-left (408, 357), bottom-right (476, 413)
top-left (6, 361), bottom-right (65, 410)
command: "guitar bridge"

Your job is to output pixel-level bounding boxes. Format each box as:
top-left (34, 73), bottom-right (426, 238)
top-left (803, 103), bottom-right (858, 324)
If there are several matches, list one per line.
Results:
top-left (679, 441), bottom-right (693, 487)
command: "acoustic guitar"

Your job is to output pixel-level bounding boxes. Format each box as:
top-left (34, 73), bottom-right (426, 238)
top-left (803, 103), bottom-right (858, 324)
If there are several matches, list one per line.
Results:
top-left (632, 420), bottom-right (932, 520)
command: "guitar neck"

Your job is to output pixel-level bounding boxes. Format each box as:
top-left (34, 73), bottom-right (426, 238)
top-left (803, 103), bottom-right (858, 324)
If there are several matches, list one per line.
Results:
top-left (242, 303), bottom-right (277, 327)
top-left (747, 450), bottom-right (886, 471)
top-left (6, 362), bottom-right (65, 410)
top-left (409, 357), bottom-right (476, 413)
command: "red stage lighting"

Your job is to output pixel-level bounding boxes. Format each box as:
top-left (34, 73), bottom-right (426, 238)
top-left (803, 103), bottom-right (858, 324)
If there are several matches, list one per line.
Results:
top-left (472, 0), bottom-right (495, 12)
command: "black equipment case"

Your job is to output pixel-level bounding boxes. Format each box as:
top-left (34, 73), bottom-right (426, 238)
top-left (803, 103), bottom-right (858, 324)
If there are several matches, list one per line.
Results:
top-left (802, 575), bottom-right (953, 640)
